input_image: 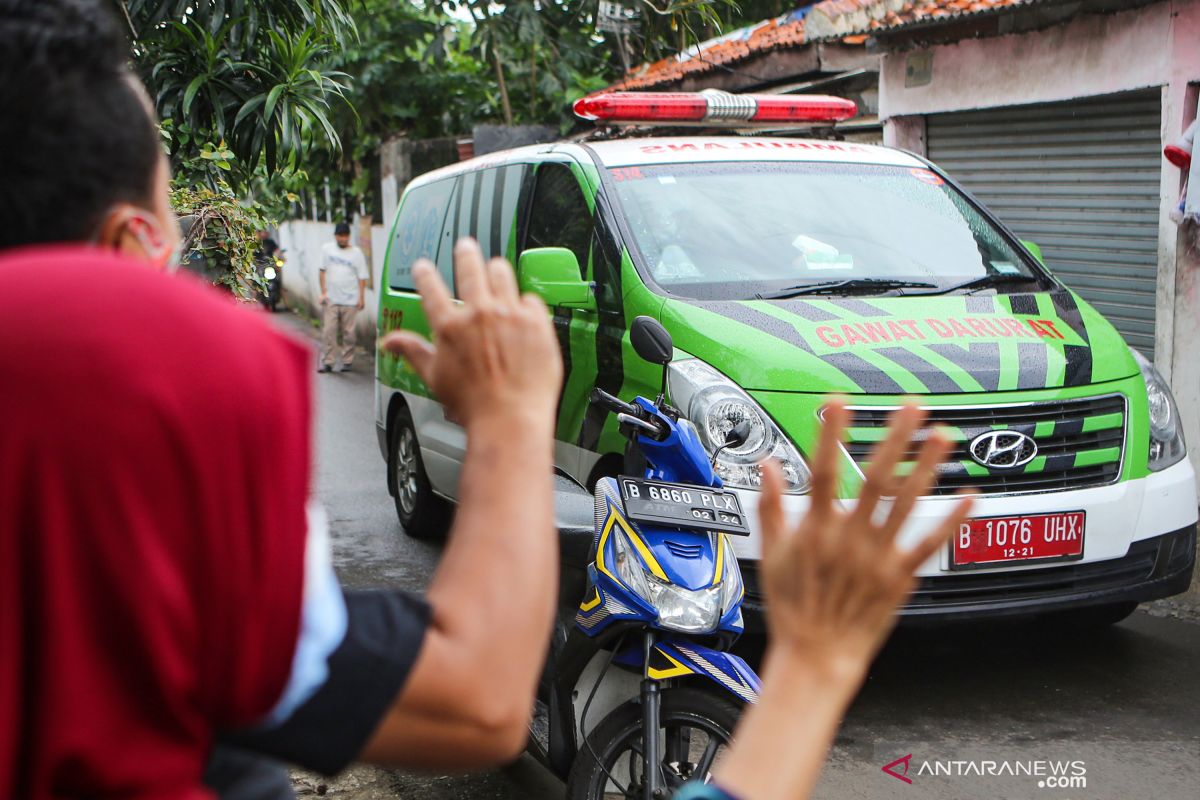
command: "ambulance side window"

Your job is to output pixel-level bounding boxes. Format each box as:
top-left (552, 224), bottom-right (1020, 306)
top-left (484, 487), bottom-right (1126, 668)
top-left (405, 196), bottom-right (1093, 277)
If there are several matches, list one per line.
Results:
top-left (387, 177), bottom-right (456, 292)
top-left (524, 163), bottom-right (592, 278)
top-left (459, 164), bottom-right (528, 262)
top-left (435, 178), bottom-right (465, 288)
top-left (491, 164), bottom-right (527, 261)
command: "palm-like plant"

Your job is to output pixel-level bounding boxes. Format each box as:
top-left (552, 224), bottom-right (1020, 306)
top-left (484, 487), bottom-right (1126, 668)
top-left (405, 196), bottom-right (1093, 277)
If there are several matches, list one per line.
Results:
top-left (122, 0), bottom-right (355, 189)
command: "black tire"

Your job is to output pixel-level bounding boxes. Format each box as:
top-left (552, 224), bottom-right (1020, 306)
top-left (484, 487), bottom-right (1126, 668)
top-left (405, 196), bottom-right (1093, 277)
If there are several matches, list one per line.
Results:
top-left (389, 405), bottom-right (450, 539)
top-left (1041, 601), bottom-right (1139, 629)
top-left (566, 687), bottom-right (743, 800)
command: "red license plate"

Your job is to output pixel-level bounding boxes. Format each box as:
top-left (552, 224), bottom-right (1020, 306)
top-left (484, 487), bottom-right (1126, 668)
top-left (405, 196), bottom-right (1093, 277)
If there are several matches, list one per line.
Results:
top-left (951, 511), bottom-right (1085, 569)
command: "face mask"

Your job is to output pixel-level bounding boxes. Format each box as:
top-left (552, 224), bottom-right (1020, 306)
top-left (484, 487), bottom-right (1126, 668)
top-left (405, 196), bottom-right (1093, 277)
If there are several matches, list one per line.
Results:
top-left (125, 214), bottom-right (183, 272)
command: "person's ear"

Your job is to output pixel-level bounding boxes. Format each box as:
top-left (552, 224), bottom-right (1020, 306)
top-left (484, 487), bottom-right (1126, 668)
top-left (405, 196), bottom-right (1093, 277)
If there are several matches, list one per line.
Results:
top-left (95, 204), bottom-right (172, 267)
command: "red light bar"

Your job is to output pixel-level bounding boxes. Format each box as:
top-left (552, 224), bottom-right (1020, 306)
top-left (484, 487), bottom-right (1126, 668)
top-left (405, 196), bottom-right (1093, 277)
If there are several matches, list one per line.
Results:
top-left (573, 90), bottom-right (857, 126)
top-left (1164, 144), bottom-right (1192, 170)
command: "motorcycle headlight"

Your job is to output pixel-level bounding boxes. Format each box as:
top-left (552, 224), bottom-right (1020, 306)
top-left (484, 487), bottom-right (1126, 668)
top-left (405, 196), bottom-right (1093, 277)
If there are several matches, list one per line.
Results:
top-left (611, 524), bottom-right (654, 603)
top-left (264, 266), bottom-right (277, 280)
top-left (668, 359), bottom-right (811, 492)
top-left (716, 536), bottom-right (743, 616)
top-left (1133, 351), bottom-right (1186, 471)
top-left (611, 526), bottom-right (722, 633)
top-left (646, 579), bottom-right (721, 634)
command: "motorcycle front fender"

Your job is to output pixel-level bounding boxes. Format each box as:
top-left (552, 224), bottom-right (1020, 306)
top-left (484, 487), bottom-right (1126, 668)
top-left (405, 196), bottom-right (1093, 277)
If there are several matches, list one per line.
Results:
top-left (620, 639), bottom-right (761, 704)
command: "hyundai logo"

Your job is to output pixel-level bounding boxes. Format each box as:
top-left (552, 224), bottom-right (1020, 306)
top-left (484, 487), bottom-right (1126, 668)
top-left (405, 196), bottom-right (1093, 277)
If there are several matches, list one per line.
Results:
top-left (968, 430), bottom-right (1038, 469)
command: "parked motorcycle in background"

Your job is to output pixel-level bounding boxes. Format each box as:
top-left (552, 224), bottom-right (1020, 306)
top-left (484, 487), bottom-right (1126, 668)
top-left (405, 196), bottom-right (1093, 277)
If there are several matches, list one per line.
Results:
top-left (536, 317), bottom-right (761, 800)
top-left (255, 231), bottom-right (284, 312)
top-left (259, 253), bottom-right (283, 312)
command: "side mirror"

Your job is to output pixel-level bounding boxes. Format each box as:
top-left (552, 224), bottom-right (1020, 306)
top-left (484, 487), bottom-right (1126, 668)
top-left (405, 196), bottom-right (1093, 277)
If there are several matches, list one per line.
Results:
top-left (516, 248), bottom-right (595, 310)
top-left (630, 316), bottom-right (673, 366)
top-left (710, 419), bottom-right (753, 466)
top-left (1020, 239), bottom-right (1046, 266)
top-left (725, 420), bottom-right (752, 449)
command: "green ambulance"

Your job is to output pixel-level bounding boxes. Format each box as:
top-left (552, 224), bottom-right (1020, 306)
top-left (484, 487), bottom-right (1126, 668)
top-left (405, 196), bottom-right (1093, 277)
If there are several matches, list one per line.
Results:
top-left (374, 134), bottom-right (1196, 626)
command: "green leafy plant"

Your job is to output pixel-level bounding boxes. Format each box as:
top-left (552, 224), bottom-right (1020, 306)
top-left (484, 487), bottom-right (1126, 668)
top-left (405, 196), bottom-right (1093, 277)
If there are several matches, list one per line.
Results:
top-left (123, 0), bottom-right (355, 190)
top-left (170, 180), bottom-right (270, 299)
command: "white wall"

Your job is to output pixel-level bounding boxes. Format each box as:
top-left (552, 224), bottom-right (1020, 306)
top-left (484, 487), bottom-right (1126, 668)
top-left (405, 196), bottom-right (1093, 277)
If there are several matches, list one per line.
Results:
top-left (277, 219), bottom-right (388, 343)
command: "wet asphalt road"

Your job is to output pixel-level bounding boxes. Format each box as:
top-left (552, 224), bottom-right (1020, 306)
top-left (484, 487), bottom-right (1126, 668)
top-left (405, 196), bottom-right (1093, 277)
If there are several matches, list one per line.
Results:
top-left (288, 311), bottom-right (1200, 799)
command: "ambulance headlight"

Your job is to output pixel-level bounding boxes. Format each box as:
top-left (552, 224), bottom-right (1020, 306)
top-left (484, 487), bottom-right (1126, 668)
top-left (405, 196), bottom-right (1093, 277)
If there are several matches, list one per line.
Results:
top-left (668, 359), bottom-right (811, 492)
top-left (1134, 350), bottom-right (1186, 471)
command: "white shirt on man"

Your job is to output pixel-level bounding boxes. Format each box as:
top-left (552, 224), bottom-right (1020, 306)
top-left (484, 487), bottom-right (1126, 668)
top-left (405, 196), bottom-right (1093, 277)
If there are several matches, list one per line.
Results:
top-left (320, 242), bottom-right (368, 306)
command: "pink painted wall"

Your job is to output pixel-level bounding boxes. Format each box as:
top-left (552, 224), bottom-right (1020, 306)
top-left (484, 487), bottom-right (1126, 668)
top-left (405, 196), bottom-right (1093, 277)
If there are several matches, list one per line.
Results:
top-left (879, 1), bottom-right (1197, 117)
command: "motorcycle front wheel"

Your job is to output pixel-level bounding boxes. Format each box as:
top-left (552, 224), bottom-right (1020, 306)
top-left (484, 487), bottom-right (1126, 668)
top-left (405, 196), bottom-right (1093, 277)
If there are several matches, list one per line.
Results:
top-left (566, 686), bottom-right (742, 800)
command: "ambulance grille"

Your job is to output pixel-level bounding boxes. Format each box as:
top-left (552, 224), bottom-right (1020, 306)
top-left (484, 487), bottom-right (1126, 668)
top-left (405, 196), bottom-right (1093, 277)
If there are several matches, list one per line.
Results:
top-left (843, 394), bottom-right (1127, 496)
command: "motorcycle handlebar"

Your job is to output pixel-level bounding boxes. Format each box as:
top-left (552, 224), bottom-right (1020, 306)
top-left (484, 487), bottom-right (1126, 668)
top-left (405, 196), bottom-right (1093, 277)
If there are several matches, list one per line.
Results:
top-left (590, 388), bottom-right (640, 417)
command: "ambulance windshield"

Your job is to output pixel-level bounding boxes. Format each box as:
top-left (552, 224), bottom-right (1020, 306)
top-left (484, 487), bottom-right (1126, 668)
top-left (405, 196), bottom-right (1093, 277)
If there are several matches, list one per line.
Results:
top-left (608, 161), bottom-right (1041, 301)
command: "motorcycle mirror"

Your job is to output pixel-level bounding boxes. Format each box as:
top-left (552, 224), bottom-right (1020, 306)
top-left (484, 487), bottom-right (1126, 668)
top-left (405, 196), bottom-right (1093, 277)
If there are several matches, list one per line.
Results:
top-left (630, 316), bottom-right (673, 366)
top-left (725, 420), bottom-right (752, 449)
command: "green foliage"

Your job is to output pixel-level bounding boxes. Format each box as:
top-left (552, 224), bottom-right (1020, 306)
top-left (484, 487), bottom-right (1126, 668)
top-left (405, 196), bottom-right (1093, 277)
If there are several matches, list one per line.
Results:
top-left (633, 0), bottom-right (796, 63)
top-left (171, 181), bottom-right (270, 299)
top-left (132, 0), bottom-right (789, 252)
top-left (264, 0), bottom-right (767, 219)
top-left (123, 0), bottom-right (355, 189)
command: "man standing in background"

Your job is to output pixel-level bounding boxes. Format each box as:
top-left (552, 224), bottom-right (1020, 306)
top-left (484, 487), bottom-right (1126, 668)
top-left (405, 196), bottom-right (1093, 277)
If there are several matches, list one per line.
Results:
top-left (319, 221), bottom-right (368, 373)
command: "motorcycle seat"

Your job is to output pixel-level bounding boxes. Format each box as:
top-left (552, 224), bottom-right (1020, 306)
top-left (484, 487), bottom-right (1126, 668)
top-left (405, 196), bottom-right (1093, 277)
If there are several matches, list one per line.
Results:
top-left (554, 472), bottom-right (596, 570)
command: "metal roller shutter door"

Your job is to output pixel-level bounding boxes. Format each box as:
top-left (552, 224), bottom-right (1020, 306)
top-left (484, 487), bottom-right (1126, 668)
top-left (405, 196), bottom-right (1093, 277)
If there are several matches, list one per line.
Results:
top-left (926, 91), bottom-right (1163, 357)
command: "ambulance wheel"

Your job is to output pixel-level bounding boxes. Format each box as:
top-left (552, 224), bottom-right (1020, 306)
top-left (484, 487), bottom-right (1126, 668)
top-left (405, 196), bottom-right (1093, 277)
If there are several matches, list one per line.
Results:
top-left (390, 405), bottom-right (449, 540)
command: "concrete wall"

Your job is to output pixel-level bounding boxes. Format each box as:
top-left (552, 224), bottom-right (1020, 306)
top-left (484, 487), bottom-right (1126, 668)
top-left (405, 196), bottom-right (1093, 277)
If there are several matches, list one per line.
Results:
top-left (878, 2), bottom-right (1184, 118)
top-left (277, 219), bottom-right (388, 344)
top-left (879, 0), bottom-right (1200, 484)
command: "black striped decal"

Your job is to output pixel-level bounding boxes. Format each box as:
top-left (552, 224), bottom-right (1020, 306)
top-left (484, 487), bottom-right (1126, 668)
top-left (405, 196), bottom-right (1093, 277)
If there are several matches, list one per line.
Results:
top-left (579, 226), bottom-right (626, 451)
top-left (1050, 291), bottom-right (1093, 387)
top-left (777, 300), bottom-right (838, 322)
top-left (964, 296), bottom-right (995, 314)
top-left (874, 346), bottom-right (964, 393)
top-left (923, 342), bottom-right (1002, 392)
top-left (553, 309), bottom-right (572, 420)
top-left (701, 302), bottom-right (906, 393)
top-left (828, 298), bottom-right (890, 318)
top-left (1016, 341), bottom-right (1048, 389)
top-left (1008, 294), bottom-right (1039, 316)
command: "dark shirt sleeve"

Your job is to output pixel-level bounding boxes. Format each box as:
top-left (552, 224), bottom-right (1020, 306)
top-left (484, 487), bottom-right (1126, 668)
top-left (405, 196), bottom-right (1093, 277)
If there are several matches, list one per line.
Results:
top-left (220, 589), bottom-right (431, 776)
top-left (203, 745), bottom-right (294, 800)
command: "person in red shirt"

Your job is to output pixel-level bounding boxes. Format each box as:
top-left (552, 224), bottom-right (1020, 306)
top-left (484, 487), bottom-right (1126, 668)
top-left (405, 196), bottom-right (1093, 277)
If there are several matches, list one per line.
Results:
top-left (0, 1), bottom-right (563, 796)
top-left (0, 3), bottom-right (973, 800)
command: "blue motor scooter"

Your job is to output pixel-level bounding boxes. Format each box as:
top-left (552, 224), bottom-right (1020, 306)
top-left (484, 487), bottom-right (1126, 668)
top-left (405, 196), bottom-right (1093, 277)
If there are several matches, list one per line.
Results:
top-left (535, 317), bottom-right (761, 800)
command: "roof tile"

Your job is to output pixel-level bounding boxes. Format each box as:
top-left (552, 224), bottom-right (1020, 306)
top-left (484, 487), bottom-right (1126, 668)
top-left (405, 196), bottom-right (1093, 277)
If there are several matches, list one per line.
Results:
top-left (603, 0), bottom-right (1037, 92)
top-left (807, 0), bottom-right (1039, 39)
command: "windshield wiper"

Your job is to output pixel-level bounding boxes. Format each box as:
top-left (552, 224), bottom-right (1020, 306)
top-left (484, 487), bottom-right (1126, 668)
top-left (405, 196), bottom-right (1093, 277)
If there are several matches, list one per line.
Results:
top-left (755, 278), bottom-right (938, 300)
top-left (909, 273), bottom-right (1043, 296)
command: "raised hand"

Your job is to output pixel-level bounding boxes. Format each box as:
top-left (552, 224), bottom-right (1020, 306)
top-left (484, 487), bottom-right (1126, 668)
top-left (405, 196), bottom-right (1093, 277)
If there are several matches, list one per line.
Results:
top-left (380, 239), bottom-right (563, 433)
top-left (711, 400), bottom-right (975, 800)
top-left (757, 399), bottom-right (975, 680)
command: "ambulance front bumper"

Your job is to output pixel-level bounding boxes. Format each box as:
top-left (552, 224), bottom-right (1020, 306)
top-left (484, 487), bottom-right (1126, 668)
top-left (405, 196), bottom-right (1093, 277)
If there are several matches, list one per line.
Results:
top-left (730, 457), bottom-right (1198, 625)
